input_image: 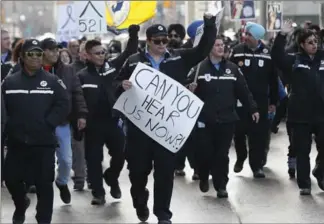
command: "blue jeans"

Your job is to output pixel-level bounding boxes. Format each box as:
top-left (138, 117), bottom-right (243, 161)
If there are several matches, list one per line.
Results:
top-left (55, 124), bottom-right (72, 185)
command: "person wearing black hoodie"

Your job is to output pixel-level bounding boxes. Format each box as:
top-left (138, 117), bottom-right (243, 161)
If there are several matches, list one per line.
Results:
top-left (271, 21), bottom-right (324, 195)
top-left (77, 24), bottom-right (139, 205)
top-left (2, 38), bottom-right (69, 224)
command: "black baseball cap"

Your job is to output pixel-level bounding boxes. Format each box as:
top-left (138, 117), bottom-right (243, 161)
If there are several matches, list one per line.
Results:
top-left (21, 39), bottom-right (43, 53)
top-left (146, 24), bottom-right (168, 39)
top-left (41, 38), bottom-right (59, 50)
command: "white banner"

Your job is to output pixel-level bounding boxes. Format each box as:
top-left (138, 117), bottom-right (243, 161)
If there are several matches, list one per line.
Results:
top-left (113, 63), bottom-right (204, 153)
top-left (56, 2), bottom-right (79, 42)
top-left (75, 1), bottom-right (106, 35)
top-left (193, 7), bottom-right (224, 47)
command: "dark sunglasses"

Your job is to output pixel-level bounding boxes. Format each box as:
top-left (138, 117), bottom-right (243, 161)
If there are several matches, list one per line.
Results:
top-left (306, 40), bottom-right (318, 45)
top-left (92, 51), bottom-right (106, 56)
top-left (25, 51), bottom-right (43, 57)
top-left (168, 34), bottom-right (179, 38)
top-left (151, 38), bottom-right (168, 45)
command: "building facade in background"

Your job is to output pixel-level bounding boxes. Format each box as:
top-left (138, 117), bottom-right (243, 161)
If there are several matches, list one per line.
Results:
top-left (1, 1), bottom-right (55, 38)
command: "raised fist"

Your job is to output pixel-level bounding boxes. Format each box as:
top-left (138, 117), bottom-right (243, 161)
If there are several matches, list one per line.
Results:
top-left (128, 24), bottom-right (140, 36)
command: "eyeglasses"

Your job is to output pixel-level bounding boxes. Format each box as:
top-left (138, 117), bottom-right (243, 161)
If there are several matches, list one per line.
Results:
top-left (151, 38), bottom-right (168, 45)
top-left (92, 51), bottom-right (106, 56)
top-left (306, 40), bottom-right (318, 45)
top-left (168, 34), bottom-right (179, 39)
top-left (25, 51), bottom-right (43, 57)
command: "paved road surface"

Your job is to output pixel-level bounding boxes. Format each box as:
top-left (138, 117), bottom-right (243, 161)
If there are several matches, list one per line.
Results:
top-left (2, 124), bottom-right (324, 223)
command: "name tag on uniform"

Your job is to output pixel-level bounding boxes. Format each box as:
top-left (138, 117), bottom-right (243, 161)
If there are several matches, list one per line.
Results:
top-left (244, 59), bottom-right (250, 66)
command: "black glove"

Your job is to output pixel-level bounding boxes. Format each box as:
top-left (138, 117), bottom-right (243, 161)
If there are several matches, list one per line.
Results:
top-left (128, 24), bottom-right (140, 37)
top-left (203, 14), bottom-right (216, 27)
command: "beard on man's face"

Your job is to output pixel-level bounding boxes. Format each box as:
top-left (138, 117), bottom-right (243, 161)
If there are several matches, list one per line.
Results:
top-left (167, 39), bottom-right (182, 49)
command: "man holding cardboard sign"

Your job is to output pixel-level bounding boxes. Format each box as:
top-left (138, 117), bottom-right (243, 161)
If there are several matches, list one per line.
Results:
top-left (114, 13), bottom-right (216, 224)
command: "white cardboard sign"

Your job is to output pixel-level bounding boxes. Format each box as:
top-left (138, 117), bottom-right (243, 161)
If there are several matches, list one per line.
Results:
top-left (75, 1), bottom-right (106, 34)
top-left (113, 63), bottom-right (204, 153)
top-left (56, 3), bottom-right (79, 42)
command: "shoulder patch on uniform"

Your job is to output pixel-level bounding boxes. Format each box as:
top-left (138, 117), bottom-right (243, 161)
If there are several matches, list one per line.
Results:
top-left (57, 79), bottom-right (67, 89)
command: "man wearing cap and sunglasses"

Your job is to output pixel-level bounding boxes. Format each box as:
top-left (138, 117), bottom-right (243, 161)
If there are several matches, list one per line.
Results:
top-left (115, 13), bottom-right (216, 224)
top-left (2, 39), bottom-right (69, 224)
top-left (40, 38), bottom-right (88, 205)
top-left (77, 24), bottom-right (140, 205)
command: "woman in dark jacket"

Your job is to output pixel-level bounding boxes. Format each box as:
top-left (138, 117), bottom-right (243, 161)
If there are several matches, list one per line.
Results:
top-left (271, 20), bottom-right (324, 195)
top-left (7, 39), bottom-right (24, 75)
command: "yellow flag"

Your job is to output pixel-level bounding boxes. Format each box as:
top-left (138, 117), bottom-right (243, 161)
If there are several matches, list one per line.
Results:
top-left (106, 1), bottom-right (157, 30)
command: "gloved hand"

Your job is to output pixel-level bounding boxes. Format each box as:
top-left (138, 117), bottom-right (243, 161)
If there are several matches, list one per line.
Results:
top-left (128, 24), bottom-right (140, 37)
top-left (203, 12), bottom-right (216, 27)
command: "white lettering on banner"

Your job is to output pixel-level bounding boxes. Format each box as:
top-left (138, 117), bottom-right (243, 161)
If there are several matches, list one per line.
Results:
top-left (75, 1), bottom-right (106, 34)
top-left (193, 8), bottom-right (224, 47)
top-left (113, 63), bottom-right (204, 153)
top-left (56, 3), bottom-right (79, 42)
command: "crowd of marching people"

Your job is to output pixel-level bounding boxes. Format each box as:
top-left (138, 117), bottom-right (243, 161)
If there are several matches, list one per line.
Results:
top-left (1, 12), bottom-right (324, 224)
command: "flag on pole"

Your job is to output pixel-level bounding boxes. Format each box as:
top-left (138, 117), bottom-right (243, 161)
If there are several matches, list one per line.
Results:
top-left (105, 1), bottom-right (157, 31)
